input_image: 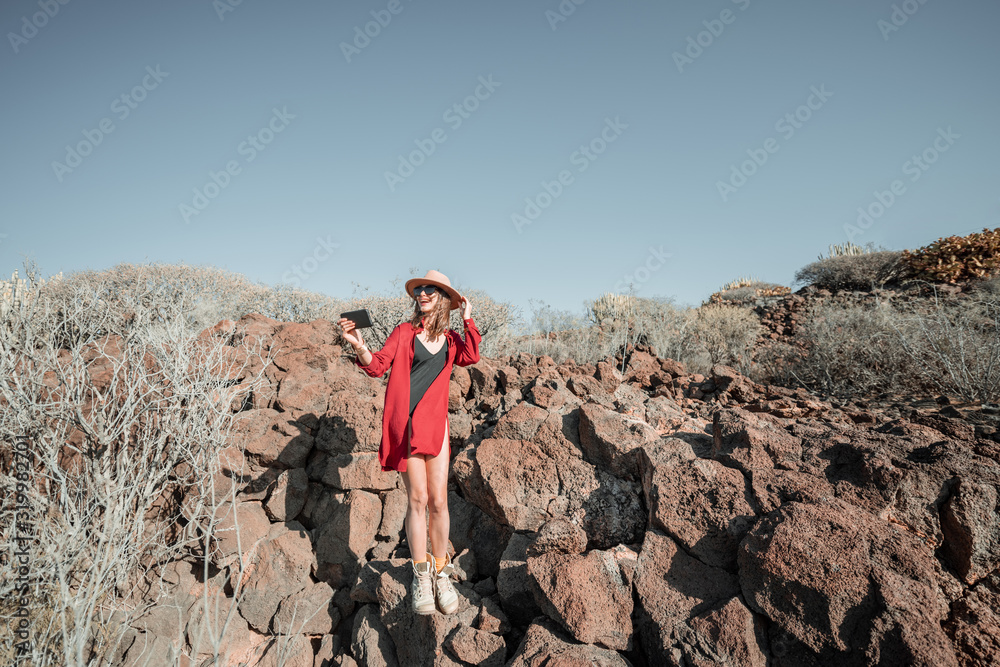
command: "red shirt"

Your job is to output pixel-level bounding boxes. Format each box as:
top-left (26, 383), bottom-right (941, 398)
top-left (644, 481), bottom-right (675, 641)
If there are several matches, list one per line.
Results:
top-left (355, 317), bottom-right (481, 472)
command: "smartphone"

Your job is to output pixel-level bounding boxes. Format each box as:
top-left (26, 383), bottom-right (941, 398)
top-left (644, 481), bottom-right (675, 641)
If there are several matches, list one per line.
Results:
top-left (340, 308), bottom-right (374, 329)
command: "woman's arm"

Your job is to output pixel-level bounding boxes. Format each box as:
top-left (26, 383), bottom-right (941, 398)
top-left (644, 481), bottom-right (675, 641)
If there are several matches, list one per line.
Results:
top-left (453, 317), bottom-right (481, 366)
top-left (355, 323), bottom-right (402, 377)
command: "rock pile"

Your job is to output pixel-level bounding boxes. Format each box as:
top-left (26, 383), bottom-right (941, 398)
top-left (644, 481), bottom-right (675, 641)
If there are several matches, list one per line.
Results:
top-left (117, 313), bottom-right (1000, 666)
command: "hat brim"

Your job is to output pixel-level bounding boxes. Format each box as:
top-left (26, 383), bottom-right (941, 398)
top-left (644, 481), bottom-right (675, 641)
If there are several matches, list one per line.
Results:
top-left (404, 278), bottom-right (462, 310)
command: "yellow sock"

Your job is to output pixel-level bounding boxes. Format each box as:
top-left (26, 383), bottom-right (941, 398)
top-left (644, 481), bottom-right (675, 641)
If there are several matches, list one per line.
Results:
top-left (434, 555), bottom-right (447, 573)
top-left (413, 556), bottom-right (427, 565)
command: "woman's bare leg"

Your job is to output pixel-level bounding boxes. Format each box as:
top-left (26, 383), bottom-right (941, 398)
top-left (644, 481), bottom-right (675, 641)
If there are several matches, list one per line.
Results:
top-left (426, 418), bottom-right (451, 560)
top-left (401, 416), bottom-right (429, 560)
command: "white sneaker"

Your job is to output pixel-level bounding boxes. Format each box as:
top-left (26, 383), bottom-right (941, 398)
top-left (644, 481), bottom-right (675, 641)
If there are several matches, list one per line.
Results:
top-left (410, 560), bottom-right (435, 615)
top-left (433, 554), bottom-right (459, 615)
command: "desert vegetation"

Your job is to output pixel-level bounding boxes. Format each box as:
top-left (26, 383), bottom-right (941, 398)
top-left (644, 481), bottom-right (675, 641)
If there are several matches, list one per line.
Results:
top-left (510, 294), bottom-right (762, 376)
top-left (0, 262), bottom-right (276, 665)
top-left (770, 230), bottom-right (1000, 403)
top-left (774, 278), bottom-right (1000, 402)
top-left (1, 226), bottom-right (998, 665)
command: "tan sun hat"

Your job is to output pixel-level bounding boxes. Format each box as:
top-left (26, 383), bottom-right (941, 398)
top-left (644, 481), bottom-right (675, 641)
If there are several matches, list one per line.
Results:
top-left (404, 269), bottom-right (462, 310)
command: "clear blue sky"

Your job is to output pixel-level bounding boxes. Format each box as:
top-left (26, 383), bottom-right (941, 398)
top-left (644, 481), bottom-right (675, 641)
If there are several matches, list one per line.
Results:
top-left (2, 0), bottom-right (998, 321)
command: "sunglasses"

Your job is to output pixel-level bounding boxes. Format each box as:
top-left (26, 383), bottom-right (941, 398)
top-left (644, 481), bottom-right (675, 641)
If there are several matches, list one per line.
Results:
top-left (412, 285), bottom-right (439, 297)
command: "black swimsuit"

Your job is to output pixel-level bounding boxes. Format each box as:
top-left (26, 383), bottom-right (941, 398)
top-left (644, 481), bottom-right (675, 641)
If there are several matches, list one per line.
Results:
top-left (409, 334), bottom-right (448, 416)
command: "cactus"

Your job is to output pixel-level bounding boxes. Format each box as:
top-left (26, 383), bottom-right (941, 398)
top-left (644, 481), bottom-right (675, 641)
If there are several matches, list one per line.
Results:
top-left (820, 242), bottom-right (872, 260)
top-left (588, 292), bottom-right (636, 324)
top-left (720, 275), bottom-right (759, 291)
top-left (0, 269), bottom-right (64, 314)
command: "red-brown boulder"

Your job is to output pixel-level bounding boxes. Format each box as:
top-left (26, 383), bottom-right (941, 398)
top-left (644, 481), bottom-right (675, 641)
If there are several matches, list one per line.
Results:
top-left (506, 617), bottom-right (632, 667)
top-left (634, 530), bottom-right (740, 663)
top-left (941, 477), bottom-right (1000, 584)
top-left (641, 454), bottom-right (758, 571)
top-left (491, 401), bottom-right (549, 441)
top-left (314, 489), bottom-right (382, 588)
top-left (527, 546), bottom-right (637, 650)
top-left (739, 498), bottom-right (958, 665)
top-left (317, 391), bottom-right (382, 455)
top-left (711, 407), bottom-right (802, 472)
top-left (578, 401), bottom-right (660, 480)
top-left (238, 523), bottom-right (316, 633)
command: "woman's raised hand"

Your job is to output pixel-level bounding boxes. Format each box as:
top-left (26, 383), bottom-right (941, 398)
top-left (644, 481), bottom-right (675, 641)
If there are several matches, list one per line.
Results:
top-left (460, 296), bottom-right (472, 320)
top-left (337, 317), bottom-right (364, 348)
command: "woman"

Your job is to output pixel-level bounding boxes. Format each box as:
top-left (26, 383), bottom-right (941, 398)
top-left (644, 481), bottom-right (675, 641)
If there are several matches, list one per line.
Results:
top-left (337, 269), bottom-right (481, 616)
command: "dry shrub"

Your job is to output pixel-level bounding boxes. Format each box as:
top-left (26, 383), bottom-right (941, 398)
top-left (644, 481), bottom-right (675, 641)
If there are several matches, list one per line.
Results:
top-left (684, 304), bottom-right (762, 375)
top-left (577, 297), bottom-right (690, 368)
top-left (971, 272), bottom-right (1000, 299)
top-left (749, 340), bottom-right (806, 388)
top-left (508, 296), bottom-right (759, 375)
top-left (588, 293), bottom-right (636, 324)
top-left (35, 262), bottom-right (352, 338)
top-left (499, 297), bottom-right (663, 366)
top-left (480, 296), bottom-right (609, 364)
top-left (506, 326), bottom-right (596, 365)
top-left (0, 261), bottom-right (272, 666)
top-left (887, 290), bottom-right (1000, 402)
top-left (21, 262), bottom-right (522, 360)
top-left (32, 261), bottom-right (318, 348)
top-left (782, 300), bottom-right (919, 396)
top-left (630, 297), bottom-right (697, 367)
top-left (794, 251), bottom-right (906, 291)
top-left (779, 290), bottom-right (1000, 402)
